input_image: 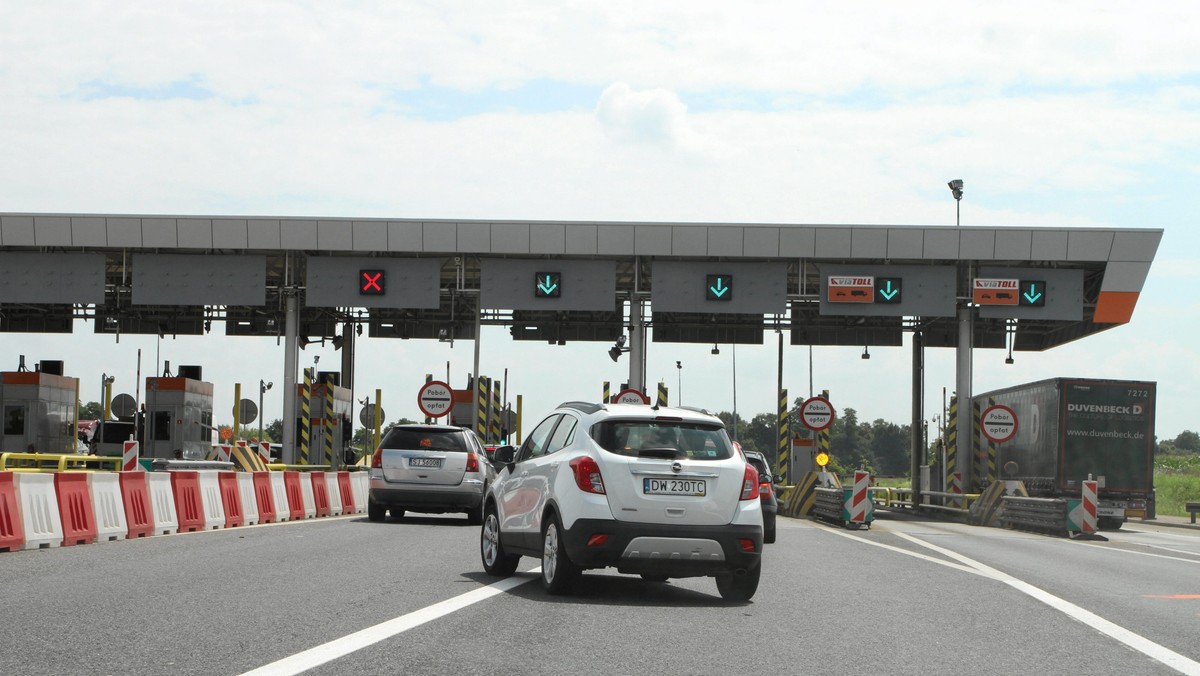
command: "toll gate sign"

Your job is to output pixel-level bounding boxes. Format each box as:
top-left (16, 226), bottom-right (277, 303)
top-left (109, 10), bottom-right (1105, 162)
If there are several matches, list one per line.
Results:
top-left (800, 396), bottom-right (835, 431)
top-left (359, 269), bottom-right (386, 296)
top-left (980, 404), bottom-right (1018, 443)
top-left (417, 381), bottom-right (454, 418)
top-left (827, 276), bottom-right (874, 303)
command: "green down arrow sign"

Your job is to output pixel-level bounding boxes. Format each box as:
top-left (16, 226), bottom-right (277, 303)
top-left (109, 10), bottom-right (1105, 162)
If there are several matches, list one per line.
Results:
top-left (535, 272), bottom-right (561, 298)
top-left (706, 274), bottom-right (732, 301)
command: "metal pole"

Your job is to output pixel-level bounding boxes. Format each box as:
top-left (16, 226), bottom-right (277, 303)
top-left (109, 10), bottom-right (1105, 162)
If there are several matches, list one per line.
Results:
top-left (911, 328), bottom-right (924, 508)
top-left (956, 304), bottom-right (974, 494)
top-left (472, 297), bottom-right (482, 437)
top-left (731, 344), bottom-right (738, 442)
top-left (282, 291), bottom-right (299, 464)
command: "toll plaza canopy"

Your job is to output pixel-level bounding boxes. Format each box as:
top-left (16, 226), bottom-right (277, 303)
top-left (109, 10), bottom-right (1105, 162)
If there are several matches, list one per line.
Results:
top-left (0, 213), bottom-right (1161, 351)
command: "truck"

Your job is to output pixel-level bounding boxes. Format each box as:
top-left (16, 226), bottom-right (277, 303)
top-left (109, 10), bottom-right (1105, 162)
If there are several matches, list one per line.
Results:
top-left (975, 377), bottom-right (1155, 530)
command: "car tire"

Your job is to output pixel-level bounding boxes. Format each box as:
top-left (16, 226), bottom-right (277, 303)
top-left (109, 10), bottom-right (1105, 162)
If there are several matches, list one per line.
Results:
top-left (715, 563), bottom-right (760, 602)
top-left (541, 513), bottom-right (580, 595)
top-left (764, 517), bottom-right (776, 544)
top-left (480, 504), bottom-right (520, 577)
top-left (367, 499), bottom-right (386, 522)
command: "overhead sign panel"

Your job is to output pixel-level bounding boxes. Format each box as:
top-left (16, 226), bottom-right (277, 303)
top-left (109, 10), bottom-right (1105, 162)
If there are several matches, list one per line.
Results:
top-left (0, 253), bottom-right (105, 304)
top-left (976, 267), bottom-right (1082, 321)
top-left (134, 254), bottom-right (265, 306)
top-left (652, 261), bottom-right (786, 315)
top-left (306, 256), bottom-right (442, 309)
top-left (819, 264), bottom-right (955, 317)
top-left (481, 259), bottom-right (614, 311)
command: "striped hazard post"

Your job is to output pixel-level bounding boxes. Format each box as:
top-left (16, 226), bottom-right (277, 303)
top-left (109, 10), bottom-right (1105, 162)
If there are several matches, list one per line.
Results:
top-left (424, 374), bottom-right (434, 424)
top-left (817, 389), bottom-right (832, 468)
top-left (984, 396), bottom-right (998, 486)
top-left (299, 367), bottom-right (312, 465)
top-left (323, 378), bottom-right (335, 465)
top-left (257, 441), bottom-right (271, 467)
top-left (216, 444), bottom-right (232, 463)
top-left (845, 470), bottom-right (872, 525)
top-left (490, 379), bottom-right (502, 443)
top-left (777, 388), bottom-right (789, 483)
top-left (476, 376), bottom-right (489, 441)
top-left (656, 382), bottom-right (668, 407)
top-left (122, 440), bottom-right (140, 472)
top-left (945, 395), bottom-right (958, 496)
top-left (1069, 480), bottom-right (1099, 534)
top-left (949, 471), bottom-right (963, 509)
top-left (602, 381), bottom-right (610, 404)
top-left (972, 399), bottom-right (983, 492)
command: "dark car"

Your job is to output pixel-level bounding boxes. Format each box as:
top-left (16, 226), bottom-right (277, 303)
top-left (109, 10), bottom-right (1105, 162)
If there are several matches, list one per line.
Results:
top-left (742, 449), bottom-right (777, 544)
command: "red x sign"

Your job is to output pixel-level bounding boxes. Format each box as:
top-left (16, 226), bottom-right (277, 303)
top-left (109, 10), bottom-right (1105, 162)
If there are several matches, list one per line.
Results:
top-left (359, 270), bottom-right (385, 295)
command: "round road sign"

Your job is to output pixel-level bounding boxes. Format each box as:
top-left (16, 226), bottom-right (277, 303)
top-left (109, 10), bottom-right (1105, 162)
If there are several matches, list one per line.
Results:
top-left (360, 405), bottom-right (386, 428)
top-left (111, 393), bottom-right (136, 418)
top-left (800, 396), bottom-right (835, 431)
top-left (980, 404), bottom-right (1018, 443)
top-left (235, 398), bottom-right (258, 424)
top-left (614, 389), bottom-right (649, 405)
top-left (418, 380), bottom-right (454, 418)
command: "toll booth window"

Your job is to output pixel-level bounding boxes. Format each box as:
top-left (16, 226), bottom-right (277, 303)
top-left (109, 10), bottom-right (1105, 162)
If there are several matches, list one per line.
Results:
top-left (153, 412), bottom-right (172, 441)
top-left (4, 406), bottom-right (25, 435)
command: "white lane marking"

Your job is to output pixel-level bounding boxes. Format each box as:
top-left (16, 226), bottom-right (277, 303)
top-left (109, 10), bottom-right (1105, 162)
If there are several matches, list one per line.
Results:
top-left (816, 524), bottom-right (986, 578)
top-left (1069, 541), bottom-right (1200, 565)
top-left (241, 571), bottom-right (539, 676)
top-left (889, 531), bottom-right (1200, 676)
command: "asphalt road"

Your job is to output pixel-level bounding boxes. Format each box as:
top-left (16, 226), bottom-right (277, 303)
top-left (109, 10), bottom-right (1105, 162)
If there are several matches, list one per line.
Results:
top-left (2, 511), bottom-right (1198, 675)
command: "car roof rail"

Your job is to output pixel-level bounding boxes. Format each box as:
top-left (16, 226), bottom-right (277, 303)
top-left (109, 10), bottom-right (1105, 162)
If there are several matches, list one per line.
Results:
top-left (556, 401), bottom-right (603, 415)
top-left (677, 405), bottom-right (718, 418)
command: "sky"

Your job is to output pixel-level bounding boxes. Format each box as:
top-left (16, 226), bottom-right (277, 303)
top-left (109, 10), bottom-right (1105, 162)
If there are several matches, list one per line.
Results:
top-left (1, 2), bottom-right (1198, 443)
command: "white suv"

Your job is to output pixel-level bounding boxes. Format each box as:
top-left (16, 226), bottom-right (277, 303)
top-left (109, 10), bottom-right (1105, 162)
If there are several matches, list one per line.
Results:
top-left (479, 402), bottom-right (763, 601)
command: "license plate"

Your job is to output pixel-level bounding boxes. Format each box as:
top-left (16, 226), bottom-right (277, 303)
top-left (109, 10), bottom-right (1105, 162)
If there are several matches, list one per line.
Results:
top-left (643, 478), bottom-right (706, 496)
top-left (1097, 507), bottom-right (1125, 517)
top-left (410, 457), bottom-right (443, 468)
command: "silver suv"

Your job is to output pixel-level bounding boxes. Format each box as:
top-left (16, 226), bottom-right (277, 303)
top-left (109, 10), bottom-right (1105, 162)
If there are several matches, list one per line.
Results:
top-left (368, 424), bottom-right (494, 524)
top-left (480, 402), bottom-right (764, 601)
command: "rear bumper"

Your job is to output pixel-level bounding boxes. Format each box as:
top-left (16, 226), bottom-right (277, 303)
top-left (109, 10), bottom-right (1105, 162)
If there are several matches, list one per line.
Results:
top-left (561, 518), bottom-right (762, 577)
top-left (369, 479), bottom-right (485, 512)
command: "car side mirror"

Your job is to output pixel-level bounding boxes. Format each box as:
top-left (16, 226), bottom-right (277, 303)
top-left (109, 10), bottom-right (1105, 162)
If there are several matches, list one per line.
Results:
top-left (758, 472), bottom-right (771, 484)
top-left (773, 474), bottom-right (785, 485)
top-left (493, 445), bottom-right (517, 465)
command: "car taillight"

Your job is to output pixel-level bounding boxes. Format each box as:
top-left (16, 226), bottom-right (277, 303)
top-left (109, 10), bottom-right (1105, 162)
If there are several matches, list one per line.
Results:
top-left (570, 456), bottom-right (606, 494)
top-left (740, 464), bottom-right (758, 501)
top-left (465, 452), bottom-right (479, 473)
top-left (758, 481), bottom-right (773, 500)
top-left (371, 448), bottom-right (382, 469)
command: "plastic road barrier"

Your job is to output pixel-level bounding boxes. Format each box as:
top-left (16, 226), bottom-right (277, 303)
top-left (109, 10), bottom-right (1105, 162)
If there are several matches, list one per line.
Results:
top-left (237, 473), bottom-right (259, 526)
top-left (337, 472), bottom-right (357, 514)
top-left (147, 472), bottom-right (179, 535)
top-left (351, 472), bottom-right (368, 515)
top-left (310, 471), bottom-right (331, 518)
top-left (171, 471), bottom-right (205, 533)
top-left (89, 473), bottom-right (129, 542)
top-left (298, 471), bottom-right (317, 519)
top-left (119, 471), bottom-right (154, 539)
top-left (217, 472), bottom-right (244, 528)
top-left (324, 472), bottom-right (343, 516)
top-left (15, 473), bottom-right (62, 549)
top-left (0, 473), bottom-right (26, 551)
top-left (56, 473), bottom-right (97, 546)
top-left (269, 472), bottom-right (292, 522)
top-left (197, 470), bottom-right (226, 530)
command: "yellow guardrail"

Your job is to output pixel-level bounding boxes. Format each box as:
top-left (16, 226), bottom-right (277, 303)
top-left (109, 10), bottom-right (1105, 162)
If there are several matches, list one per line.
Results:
top-left (1, 452), bottom-right (123, 472)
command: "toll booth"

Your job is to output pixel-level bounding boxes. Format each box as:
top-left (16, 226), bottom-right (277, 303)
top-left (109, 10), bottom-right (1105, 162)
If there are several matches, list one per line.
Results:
top-left (1, 361), bottom-right (79, 454)
top-left (292, 372), bottom-right (352, 466)
top-left (143, 365), bottom-right (215, 460)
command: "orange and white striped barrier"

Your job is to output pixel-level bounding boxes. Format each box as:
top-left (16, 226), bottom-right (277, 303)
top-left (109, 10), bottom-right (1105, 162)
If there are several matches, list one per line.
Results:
top-left (171, 471), bottom-right (205, 533)
top-left (90, 473), bottom-right (129, 542)
top-left (1069, 479), bottom-right (1099, 534)
top-left (324, 472), bottom-right (343, 516)
top-left (119, 471), bottom-right (155, 539)
top-left (217, 471), bottom-right (243, 528)
top-left (15, 474), bottom-right (62, 549)
top-left (257, 442), bottom-right (272, 467)
top-left (847, 470), bottom-right (871, 524)
top-left (56, 473), bottom-right (97, 546)
top-left (336, 472), bottom-right (357, 514)
top-left (949, 471), bottom-right (963, 509)
top-left (0, 473), bottom-right (25, 551)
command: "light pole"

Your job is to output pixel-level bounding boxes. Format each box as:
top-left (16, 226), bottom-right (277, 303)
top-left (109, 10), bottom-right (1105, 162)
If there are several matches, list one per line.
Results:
top-left (675, 361), bottom-right (682, 407)
top-left (99, 374), bottom-right (115, 452)
top-left (259, 379), bottom-right (273, 444)
top-left (948, 179), bottom-right (963, 226)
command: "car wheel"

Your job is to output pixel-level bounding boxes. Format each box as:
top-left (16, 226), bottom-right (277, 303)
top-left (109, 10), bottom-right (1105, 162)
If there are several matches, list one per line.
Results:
top-left (541, 513), bottom-right (580, 595)
top-left (480, 504), bottom-right (520, 577)
top-left (764, 516), bottom-right (776, 544)
top-left (715, 563), bottom-right (760, 602)
top-left (367, 499), bottom-right (386, 522)
top-left (640, 574), bottom-right (669, 583)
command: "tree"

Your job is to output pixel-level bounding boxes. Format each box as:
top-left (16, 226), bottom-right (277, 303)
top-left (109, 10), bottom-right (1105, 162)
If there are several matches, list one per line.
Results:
top-left (79, 400), bottom-right (104, 421)
top-left (265, 418), bottom-right (283, 443)
top-left (1173, 430), bottom-right (1200, 453)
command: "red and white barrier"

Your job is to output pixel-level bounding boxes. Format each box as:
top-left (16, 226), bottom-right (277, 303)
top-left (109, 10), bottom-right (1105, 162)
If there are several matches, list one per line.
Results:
top-left (217, 471), bottom-right (244, 528)
top-left (122, 440), bottom-right (140, 472)
top-left (351, 472), bottom-right (368, 515)
top-left (1080, 480), bottom-right (1098, 534)
top-left (171, 471), bottom-right (205, 533)
top-left (848, 470), bottom-right (871, 524)
top-left (56, 473), bottom-right (97, 546)
top-left (268, 472), bottom-right (289, 522)
top-left (298, 472), bottom-right (317, 519)
top-left (90, 473), bottom-right (129, 542)
top-left (16, 473), bottom-right (63, 549)
top-left (257, 442), bottom-right (272, 467)
top-left (120, 471), bottom-right (155, 539)
top-left (237, 473), bottom-right (259, 526)
top-left (336, 472), bottom-right (356, 514)
top-left (147, 472), bottom-right (179, 535)
top-left (325, 472), bottom-right (343, 516)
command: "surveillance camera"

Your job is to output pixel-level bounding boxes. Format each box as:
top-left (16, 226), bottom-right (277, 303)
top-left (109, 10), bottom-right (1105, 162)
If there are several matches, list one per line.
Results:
top-left (616, 335), bottom-right (627, 348)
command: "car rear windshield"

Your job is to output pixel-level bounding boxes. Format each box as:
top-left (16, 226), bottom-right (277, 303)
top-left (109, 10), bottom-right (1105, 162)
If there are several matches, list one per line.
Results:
top-left (381, 428), bottom-right (470, 453)
top-left (591, 420), bottom-right (733, 460)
